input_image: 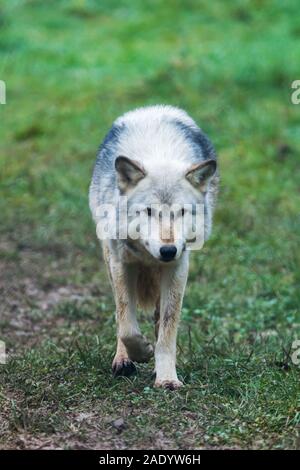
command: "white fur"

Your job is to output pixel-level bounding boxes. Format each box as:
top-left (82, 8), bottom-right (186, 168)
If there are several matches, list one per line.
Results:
top-left (89, 105), bottom-right (218, 389)
top-left (115, 105), bottom-right (203, 175)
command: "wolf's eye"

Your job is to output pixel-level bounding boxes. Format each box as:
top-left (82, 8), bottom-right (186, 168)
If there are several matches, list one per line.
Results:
top-left (147, 207), bottom-right (152, 217)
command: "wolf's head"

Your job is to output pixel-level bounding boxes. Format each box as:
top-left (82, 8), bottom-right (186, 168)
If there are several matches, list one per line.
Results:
top-left (115, 155), bottom-right (217, 263)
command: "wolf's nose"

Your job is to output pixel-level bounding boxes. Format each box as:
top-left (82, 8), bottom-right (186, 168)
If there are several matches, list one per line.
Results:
top-left (160, 245), bottom-right (177, 261)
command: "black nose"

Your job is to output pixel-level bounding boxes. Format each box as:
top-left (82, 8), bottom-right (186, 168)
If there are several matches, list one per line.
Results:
top-left (160, 245), bottom-right (177, 261)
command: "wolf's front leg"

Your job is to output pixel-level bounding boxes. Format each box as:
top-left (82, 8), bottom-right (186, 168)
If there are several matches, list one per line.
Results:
top-left (107, 257), bottom-right (153, 376)
top-left (154, 253), bottom-right (189, 390)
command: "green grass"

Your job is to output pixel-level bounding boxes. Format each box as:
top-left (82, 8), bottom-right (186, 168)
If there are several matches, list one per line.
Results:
top-left (0, 0), bottom-right (300, 449)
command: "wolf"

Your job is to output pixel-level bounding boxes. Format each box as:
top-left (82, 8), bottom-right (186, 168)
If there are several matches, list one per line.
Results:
top-left (89, 105), bottom-right (219, 390)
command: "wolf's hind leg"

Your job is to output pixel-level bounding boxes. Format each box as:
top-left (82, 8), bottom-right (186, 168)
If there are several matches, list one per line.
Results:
top-left (112, 338), bottom-right (136, 377)
top-left (154, 298), bottom-right (160, 341)
top-left (122, 334), bottom-right (153, 363)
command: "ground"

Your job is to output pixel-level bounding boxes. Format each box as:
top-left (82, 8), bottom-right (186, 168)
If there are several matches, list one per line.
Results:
top-left (0, 0), bottom-right (300, 449)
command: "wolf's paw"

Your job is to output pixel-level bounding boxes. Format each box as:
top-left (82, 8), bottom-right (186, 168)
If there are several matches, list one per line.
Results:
top-left (122, 334), bottom-right (153, 363)
top-left (112, 356), bottom-right (137, 378)
top-left (154, 379), bottom-right (183, 390)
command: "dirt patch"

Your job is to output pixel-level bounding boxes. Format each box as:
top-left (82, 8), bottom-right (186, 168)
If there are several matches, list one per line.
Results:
top-left (0, 238), bottom-right (104, 350)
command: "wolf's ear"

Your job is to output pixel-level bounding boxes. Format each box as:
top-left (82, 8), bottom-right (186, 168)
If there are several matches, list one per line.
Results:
top-left (186, 159), bottom-right (217, 192)
top-left (115, 156), bottom-right (146, 193)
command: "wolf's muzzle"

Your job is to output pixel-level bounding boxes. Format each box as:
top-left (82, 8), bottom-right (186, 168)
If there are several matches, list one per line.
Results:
top-left (160, 245), bottom-right (177, 262)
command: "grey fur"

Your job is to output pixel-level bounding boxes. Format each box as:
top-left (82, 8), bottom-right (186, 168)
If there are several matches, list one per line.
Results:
top-left (89, 105), bottom-right (219, 236)
top-left (89, 105), bottom-right (219, 388)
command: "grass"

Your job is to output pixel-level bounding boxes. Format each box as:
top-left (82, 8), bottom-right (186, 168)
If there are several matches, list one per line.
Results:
top-left (0, 0), bottom-right (300, 449)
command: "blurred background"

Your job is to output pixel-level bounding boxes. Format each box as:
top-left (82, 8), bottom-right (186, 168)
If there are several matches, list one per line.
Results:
top-left (0, 0), bottom-right (299, 450)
